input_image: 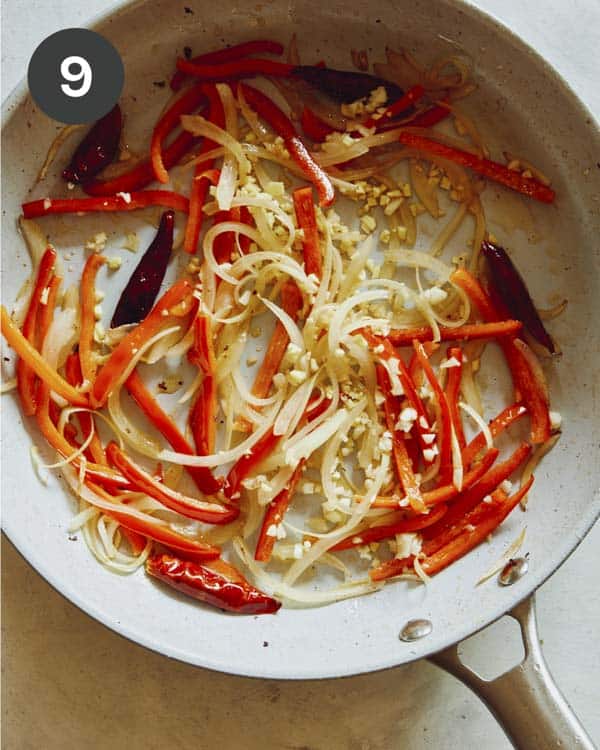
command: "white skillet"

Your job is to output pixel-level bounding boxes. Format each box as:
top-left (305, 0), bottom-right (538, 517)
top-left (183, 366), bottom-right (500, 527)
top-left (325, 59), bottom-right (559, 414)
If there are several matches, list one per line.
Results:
top-left (1, 0), bottom-right (599, 747)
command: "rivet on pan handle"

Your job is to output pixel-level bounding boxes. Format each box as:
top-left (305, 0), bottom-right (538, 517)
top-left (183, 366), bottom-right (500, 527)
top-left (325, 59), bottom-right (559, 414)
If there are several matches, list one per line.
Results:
top-left (428, 595), bottom-right (595, 750)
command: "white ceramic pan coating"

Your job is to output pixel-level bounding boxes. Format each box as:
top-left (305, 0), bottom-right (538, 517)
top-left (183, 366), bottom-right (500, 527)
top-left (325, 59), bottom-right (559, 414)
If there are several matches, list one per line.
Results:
top-left (2, 1), bottom-right (599, 747)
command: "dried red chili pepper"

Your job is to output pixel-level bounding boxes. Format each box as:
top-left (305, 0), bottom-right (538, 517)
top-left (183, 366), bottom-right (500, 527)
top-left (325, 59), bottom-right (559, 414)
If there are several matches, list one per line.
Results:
top-left (239, 83), bottom-right (334, 206)
top-left (146, 553), bottom-right (281, 614)
top-left (292, 65), bottom-right (403, 103)
top-left (482, 240), bottom-right (555, 353)
top-left (110, 210), bottom-right (175, 327)
top-left (63, 105), bottom-right (122, 184)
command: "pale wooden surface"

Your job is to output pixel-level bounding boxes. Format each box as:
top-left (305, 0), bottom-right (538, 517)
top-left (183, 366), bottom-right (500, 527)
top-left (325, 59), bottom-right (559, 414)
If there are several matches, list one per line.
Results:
top-left (2, 1), bottom-right (599, 748)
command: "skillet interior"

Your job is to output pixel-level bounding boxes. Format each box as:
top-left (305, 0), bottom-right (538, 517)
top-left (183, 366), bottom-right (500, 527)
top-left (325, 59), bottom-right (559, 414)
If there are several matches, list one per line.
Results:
top-left (1, 0), bottom-right (599, 679)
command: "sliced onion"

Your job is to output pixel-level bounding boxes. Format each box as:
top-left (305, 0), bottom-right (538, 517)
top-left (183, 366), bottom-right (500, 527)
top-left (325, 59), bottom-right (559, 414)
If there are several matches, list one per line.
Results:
top-left (260, 295), bottom-right (305, 351)
top-left (274, 374), bottom-right (317, 437)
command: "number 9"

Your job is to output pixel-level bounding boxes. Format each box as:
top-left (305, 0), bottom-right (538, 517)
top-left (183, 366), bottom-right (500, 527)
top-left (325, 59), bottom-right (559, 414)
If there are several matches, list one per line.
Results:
top-left (60, 56), bottom-right (92, 98)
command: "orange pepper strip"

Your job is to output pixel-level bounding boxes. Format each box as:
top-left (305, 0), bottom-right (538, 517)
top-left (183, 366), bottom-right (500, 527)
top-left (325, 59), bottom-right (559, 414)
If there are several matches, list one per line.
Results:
top-left (64, 352), bottom-right (108, 466)
top-left (2, 305), bottom-right (88, 408)
top-left (462, 402), bottom-right (527, 467)
top-left (332, 501), bottom-right (448, 552)
top-left (376, 363), bottom-right (425, 512)
top-left (413, 340), bottom-right (454, 486)
top-left (421, 477), bottom-right (534, 576)
top-left (422, 442), bottom-right (532, 551)
top-left (91, 279), bottom-right (193, 408)
top-left (382, 319), bottom-right (522, 346)
top-left (183, 83), bottom-right (225, 254)
top-left (250, 280), bottom-right (303, 400)
top-left (106, 442), bottom-right (238, 524)
top-left (37, 274), bottom-right (61, 351)
top-left (370, 447), bottom-right (498, 509)
top-left (293, 186), bottom-right (322, 279)
top-left (35, 381), bottom-right (130, 490)
top-left (445, 347), bottom-right (466, 450)
top-left (16, 247), bottom-right (57, 415)
top-left (451, 268), bottom-right (551, 444)
top-left (126, 370), bottom-right (222, 494)
top-left (398, 132), bottom-right (556, 204)
top-left (85, 480), bottom-right (220, 561)
top-left (79, 254), bottom-right (106, 385)
top-left (151, 83), bottom-right (206, 184)
top-left (254, 461), bottom-right (305, 562)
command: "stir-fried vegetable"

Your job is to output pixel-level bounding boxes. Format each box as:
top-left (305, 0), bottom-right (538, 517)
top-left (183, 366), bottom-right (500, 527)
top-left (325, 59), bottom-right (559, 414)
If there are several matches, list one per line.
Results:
top-left (2, 38), bottom-right (563, 615)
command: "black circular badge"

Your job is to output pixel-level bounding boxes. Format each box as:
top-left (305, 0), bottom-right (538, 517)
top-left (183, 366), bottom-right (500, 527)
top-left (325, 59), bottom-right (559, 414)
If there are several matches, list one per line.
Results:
top-left (27, 28), bottom-right (124, 124)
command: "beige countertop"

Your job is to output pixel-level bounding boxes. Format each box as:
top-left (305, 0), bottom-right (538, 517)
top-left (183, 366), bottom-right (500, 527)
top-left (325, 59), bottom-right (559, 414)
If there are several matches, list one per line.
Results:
top-left (2, 1), bottom-right (599, 748)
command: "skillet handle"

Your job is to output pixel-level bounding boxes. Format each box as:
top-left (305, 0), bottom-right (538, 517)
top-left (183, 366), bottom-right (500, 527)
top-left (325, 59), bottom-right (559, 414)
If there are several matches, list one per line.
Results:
top-left (429, 595), bottom-right (596, 750)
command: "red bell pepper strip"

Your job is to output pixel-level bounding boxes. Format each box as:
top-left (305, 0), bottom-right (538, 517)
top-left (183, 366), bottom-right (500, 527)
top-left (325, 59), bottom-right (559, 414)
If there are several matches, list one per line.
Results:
top-left (211, 206), bottom-right (253, 263)
top-left (15, 246), bottom-right (57, 416)
top-left (2, 305), bottom-right (88, 408)
top-left (382, 319), bottom-right (522, 346)
top-left (183, 83), bottom-right (225, 254)
top-left (250, 280), bottom-right (303, 401)
top-left (151, 84), bottom-right (207, 184)
top-left (225, 428), bottom-right (281, 500)
top-left (293, 186), bottom-right (322, 278)
top-left (176, 57), bottom-right (294, 82)
top-left (253, 395), bottom-right (332, 562)
top-left (398, 132), bottom-right (556, 204)
top-left (22, 191), bottom-right (189, 219)
top-left (370, 555), bottom-right (415, 582)
top-left (370, 476), bottom-right (533, 582)
top-left (64, 353), bottom-right (108, 466)
top-left (300, 106), bottom-right (337, 142)
top-left (422, 442), bottom-right (532, 550)
top-left (421, 476), bottom-right (534, 576)
top-left (188, 315), bottom-right (219, 458)
top-left (91, 279), bottom-right (193, 408)
top-left (189, 375), bottom-right (218, 457)
top-left (409, 105), bottom-right (451, 128)
top-left (125, 370), bottom-right (223, 495)
top-left (413, 339), bottom-right (455, 487)
top-left (171, 39), bottom-right (285, 91)
top-left (451, 268), bottom-right (551, 444)
top-left (370, 447), bottom-right (498, 509)
top-left (482, 240), bottom-right (555, 353)
top-left (146, 553), bottom-right (281, 614)
top-left (360, 330), bottom-right (435, 464)
top-left (106, 442), bottom-right (237, 524)
top-left (444, 347), bottom-right (466, 450)
top-left (332, 501), bottom-right (448, 552)
top-left (254, 461), bottom-right (305, 562)
top-left (83, 131), bottom-right (198, 196)
top-left (239, 83), bottom-right (335, 207)
top-left (111, 210), bottom-right (175, 327)
top-left (462, 402), bottom-right (527, 467)
top-left (79, 253), bottom-right (106, 384)
top-left (63, 105), bottom-right (122, 184)
top-left (188, 314), bottom-right (216, 375)
top-left (363, 84), bottom-right (425, 130)
top-left (376, 364), bottom-right (425, 512)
